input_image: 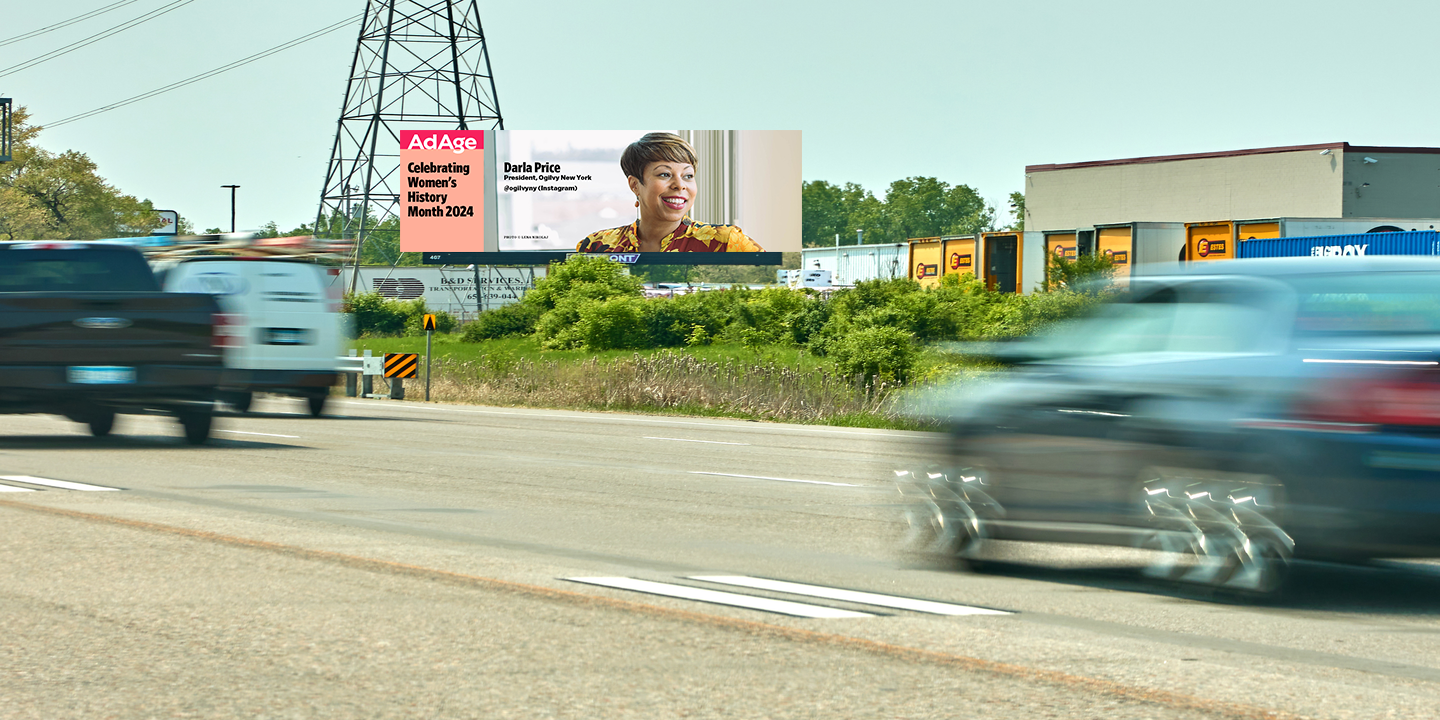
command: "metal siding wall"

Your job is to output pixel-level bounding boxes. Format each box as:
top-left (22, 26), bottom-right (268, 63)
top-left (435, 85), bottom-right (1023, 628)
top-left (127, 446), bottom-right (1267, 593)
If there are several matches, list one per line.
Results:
top-left (1236, 231), bottom-right (1440, 258)
top-left (800, 244), bottom-right (909, 283)
top-left (1132, 222), bottom-right (1186, 271)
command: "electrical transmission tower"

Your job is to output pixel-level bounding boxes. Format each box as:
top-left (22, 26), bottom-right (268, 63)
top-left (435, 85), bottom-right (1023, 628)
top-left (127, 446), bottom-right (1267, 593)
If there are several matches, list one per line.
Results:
top-left (316, 0), bottom-right (503, 278)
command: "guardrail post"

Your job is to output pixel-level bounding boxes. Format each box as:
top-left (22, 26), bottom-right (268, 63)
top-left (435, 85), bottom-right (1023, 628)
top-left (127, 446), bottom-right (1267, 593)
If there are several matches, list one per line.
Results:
top-left (361, 349), bottom-right (373, 397)
top-left (346, 349), bottom-right (358, 397)
top-left (390, 377), bottom-right (405, 400)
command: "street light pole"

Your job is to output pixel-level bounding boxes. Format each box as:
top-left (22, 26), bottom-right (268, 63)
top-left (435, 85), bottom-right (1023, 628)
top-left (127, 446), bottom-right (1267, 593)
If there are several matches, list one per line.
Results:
top-left (221, 185), bottom-right (240, 232)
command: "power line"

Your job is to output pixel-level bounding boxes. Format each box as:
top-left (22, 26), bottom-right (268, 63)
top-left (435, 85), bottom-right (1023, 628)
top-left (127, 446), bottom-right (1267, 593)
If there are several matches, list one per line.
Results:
top-left (0, 0), bottom-right (203, 79)
top-left (44, 14), bottom-right (362, 129)
top-left (0, 0), bottom-right (143, 49)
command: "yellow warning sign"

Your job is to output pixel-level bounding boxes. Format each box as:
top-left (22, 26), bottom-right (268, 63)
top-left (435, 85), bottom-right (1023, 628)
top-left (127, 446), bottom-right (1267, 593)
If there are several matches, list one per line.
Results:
top-left (422, 314), bottom-right (437, 332)
top-left (383, 353), bottom-right (419, 378)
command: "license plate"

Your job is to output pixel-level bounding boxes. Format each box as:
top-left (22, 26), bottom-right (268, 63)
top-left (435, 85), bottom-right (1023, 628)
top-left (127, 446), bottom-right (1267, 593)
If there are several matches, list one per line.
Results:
top-left (67, 366), bottom-right (136, 384)
top-left (264, 328), bottom-right (311, 345)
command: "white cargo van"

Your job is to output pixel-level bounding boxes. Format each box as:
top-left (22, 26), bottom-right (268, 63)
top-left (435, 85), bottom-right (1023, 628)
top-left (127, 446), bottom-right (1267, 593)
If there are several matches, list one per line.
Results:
top-left (160, 258), bottom-right (342, 416)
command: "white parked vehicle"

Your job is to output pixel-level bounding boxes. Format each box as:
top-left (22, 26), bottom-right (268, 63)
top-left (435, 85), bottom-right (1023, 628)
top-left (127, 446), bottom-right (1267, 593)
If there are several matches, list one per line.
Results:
top-left (159, 257), bottom-right (343, 416)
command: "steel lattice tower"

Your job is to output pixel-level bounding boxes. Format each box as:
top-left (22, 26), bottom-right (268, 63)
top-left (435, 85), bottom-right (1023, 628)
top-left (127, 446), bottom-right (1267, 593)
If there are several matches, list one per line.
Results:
top-left (316, 0), bottom-right (503, 275)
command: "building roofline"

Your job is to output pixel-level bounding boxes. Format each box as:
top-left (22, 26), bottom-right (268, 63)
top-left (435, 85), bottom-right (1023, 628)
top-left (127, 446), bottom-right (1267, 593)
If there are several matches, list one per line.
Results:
top-left (1025, 142), bottom-right (1440, 173)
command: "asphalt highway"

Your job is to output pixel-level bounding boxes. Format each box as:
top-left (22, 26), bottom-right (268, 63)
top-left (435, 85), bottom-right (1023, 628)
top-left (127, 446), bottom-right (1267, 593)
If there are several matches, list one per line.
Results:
top-left (2, 396), bottom-right (1438, 719)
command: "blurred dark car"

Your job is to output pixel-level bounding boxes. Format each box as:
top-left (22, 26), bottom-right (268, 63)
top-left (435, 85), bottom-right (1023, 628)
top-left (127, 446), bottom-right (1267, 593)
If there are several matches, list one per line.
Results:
top-left (903, 257), bottom-right (1440, 595)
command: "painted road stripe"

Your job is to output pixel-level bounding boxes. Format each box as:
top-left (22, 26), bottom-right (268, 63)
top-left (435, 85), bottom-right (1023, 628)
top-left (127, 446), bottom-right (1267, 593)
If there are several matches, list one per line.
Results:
top-left (0, 483), bottom-right (37, 492)
top-left (689, 471), bottom-right (859, 487)
top-left (691, 576), bottom-right (1011, 616)
top-left (0, 475), bottom-right (121, 492)
top-left (645, 436), bottom-right (750, 446)
top-left (217, 430), bottom-right (301, 439)
top-left (565, 577), bottom-right (875, 619)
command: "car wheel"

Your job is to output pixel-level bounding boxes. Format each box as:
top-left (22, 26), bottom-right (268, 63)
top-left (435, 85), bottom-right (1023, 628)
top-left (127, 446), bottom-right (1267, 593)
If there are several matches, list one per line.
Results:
top-left (176, 408), bottom-right (214, 445)
top-left (306, 391), bottom-right (327, 418)
top-left (227, 390), bottom-right (254, 414)
top-left (1138, 470), bottom-right (1293, 597)
top-left (896, 464), bottom-right (1001, 569)
top-left (86, 410), bottom-right (116, 438)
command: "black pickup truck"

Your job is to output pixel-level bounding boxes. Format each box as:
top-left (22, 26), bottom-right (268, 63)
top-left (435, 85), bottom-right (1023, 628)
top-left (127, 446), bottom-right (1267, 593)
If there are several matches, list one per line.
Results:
top-left (0, 242), bottom-right (224, 444)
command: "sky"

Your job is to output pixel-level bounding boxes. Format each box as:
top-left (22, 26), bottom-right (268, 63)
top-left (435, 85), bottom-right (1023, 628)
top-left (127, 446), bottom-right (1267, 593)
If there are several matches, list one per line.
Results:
top-left (3, 0), bottom-right (1438, 234)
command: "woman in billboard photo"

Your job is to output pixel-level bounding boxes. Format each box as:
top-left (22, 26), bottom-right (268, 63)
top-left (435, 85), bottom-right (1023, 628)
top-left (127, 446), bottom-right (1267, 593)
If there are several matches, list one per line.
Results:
top-left (576, 132), bottom-right (764, 253)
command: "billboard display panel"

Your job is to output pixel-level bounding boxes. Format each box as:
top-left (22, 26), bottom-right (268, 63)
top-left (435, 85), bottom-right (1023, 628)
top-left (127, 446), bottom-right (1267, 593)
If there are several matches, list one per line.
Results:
top-left (399, 130), bottom-right (486, 252)
top-left (411, 130), bottom-right (799, 266)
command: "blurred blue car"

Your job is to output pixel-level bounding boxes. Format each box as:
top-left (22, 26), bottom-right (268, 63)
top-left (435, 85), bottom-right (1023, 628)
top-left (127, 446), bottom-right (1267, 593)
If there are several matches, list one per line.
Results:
top-left (903, 257), bottom-right (1440, 595)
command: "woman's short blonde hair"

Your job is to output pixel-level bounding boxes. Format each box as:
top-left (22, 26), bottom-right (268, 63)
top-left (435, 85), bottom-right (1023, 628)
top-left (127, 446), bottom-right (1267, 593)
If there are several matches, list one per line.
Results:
top-left (621, 132), bottom-right (697, 182)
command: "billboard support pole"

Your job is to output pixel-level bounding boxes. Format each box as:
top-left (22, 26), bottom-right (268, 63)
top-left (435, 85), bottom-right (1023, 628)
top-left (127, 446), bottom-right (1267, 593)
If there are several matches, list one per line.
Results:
top-left (473, 263), bottom-right (482, 317)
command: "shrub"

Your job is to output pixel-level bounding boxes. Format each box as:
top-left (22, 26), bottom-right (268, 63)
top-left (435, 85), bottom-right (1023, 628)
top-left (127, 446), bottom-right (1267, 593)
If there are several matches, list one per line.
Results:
top-left (525, 256), bottom-right (642, 311)
top-left (347, 292), bottom-right (409, 336)
top-left (1044, 252), bottom-right (1116, 292)
top-left (574, 296), bottom-right (649, 350)
top-left (463, 302), bottom-right (542, 341)
top-left (829, 325), bottom-right (917, 386)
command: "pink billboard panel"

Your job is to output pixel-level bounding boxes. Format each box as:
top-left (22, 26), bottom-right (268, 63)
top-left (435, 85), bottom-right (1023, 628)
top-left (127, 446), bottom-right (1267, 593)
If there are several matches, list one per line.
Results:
top-left (399, 130), bottom-right (485, 252)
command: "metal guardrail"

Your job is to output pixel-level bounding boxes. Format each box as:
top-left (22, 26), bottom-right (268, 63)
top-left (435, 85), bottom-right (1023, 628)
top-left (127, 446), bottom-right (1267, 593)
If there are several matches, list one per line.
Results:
top-left (337, 355), bottom-right (365, 373)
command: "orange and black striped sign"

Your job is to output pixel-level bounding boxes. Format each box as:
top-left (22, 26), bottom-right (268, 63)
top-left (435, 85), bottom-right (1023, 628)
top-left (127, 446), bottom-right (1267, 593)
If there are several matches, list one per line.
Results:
top-left (383, 353), bottom-right (419, 378)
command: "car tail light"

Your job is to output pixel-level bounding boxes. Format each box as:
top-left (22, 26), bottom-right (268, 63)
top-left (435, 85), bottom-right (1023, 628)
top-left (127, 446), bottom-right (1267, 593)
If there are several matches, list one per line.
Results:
top-left (1296, 373), bottom-right (1440, 427)
top-left (212, 313), bottom-right (245, 348)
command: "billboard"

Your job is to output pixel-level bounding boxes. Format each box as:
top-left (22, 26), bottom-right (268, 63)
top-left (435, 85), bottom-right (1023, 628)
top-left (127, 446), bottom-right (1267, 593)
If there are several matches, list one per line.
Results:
top-left (403, 130), bottom-right (801, 266)
top-left (338, 266), bottom-right (545, 322)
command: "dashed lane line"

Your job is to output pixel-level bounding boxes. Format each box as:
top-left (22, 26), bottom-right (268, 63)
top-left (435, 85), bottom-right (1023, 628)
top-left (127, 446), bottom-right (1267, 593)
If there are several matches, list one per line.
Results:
top-left (0, 475), bottom-right (121, 492)
top-left (216, 429), bottom-right (301, 439)
top-left (644, 436), bottom-right (751, 446)
top-left (689, 471), bottom-right (861, 488)
top-left (690, 576), bottom-right (1011, 616)
top-left (565, 577), bottom-right (876, 619)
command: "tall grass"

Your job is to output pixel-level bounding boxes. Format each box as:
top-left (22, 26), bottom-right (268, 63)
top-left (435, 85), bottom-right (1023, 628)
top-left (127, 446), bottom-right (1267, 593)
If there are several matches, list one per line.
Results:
top-left (421, 349), bottom-right (929, 429)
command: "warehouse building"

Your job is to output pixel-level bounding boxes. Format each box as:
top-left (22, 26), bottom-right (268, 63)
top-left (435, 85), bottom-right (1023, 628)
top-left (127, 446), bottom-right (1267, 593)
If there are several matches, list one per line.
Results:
top-left (1020, 142), bottom-right (1440, 278)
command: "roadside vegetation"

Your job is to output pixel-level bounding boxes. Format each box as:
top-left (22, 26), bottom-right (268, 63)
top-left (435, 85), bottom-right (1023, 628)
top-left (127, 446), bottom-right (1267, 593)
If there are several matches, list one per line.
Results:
top-left (346, 255), bottom-right (1113, 429)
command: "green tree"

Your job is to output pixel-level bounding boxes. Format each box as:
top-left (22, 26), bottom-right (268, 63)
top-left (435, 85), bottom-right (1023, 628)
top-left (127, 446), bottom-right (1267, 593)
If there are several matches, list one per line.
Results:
top-left (1007, 191), bottom-right (1026, 231)
top-left (878, 176), bottom-right (995, 241)
top-left (801, 180), bottom-right (885, 248)
top-left (0, 105), bottom-right (161, 241)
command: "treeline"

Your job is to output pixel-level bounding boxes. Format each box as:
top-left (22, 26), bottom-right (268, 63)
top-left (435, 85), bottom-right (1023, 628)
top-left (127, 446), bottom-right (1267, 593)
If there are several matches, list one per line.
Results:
top-left (0, 106), bottom-right (163, 241)
top-left (802, 176), bottom-right (1001, 248)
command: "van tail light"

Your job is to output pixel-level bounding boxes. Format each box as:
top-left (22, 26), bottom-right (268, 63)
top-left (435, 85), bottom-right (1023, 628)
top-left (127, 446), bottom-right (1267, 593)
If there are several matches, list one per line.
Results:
top-left (326, 267), bottom-right (344, 313)
top-left (212, 313), bottom-right (245, 348)
top-left (1295, 372), bottom-right (1440, 427)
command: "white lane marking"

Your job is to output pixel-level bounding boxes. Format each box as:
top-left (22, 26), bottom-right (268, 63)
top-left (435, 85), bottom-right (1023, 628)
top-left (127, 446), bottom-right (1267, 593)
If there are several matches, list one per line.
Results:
top-left (0, 475), bottom-right (120, 492)
top-left (335, 399), bottom-right (923, 439)
top-left (689, 471), bottom-right (860, 487)
top-left (691, 576), bottom-right (1012, 616)
top-left (565, 577), bottom-right (875, 618)
top-left (0, 483), bottom-right (37, 492)
top-left (645, 436), bottom-right (750, 446)
top-left (217, 430), bottom-right (301, 439)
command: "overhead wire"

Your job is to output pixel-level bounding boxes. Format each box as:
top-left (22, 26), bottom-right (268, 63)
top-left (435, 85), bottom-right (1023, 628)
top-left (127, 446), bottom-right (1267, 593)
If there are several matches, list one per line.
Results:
top-left (0, 0), bottom-right (143, 49)
top-left (0, 0), bottom-right (204, 79)
top-left (44, 14), bottom-right (363, 129)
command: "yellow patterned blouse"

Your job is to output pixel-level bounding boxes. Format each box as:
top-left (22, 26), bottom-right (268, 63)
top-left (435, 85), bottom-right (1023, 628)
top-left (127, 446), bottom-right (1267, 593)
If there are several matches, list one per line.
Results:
top-left (576, 219), bottom-right (763, 253)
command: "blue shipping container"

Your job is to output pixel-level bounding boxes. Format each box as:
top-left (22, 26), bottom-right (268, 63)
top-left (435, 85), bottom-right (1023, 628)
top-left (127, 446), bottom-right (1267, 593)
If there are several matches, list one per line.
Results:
top-left (1237, 231), bottom-right (1440, 259)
